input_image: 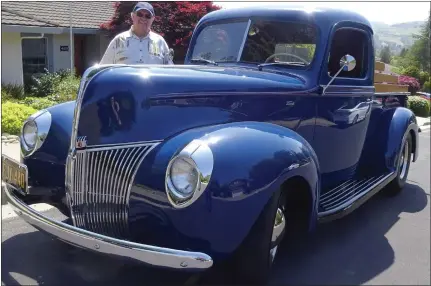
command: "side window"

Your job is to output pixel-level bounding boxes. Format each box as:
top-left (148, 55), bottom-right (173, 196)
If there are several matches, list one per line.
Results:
top-left (327, 28), bottom-right (369, 79)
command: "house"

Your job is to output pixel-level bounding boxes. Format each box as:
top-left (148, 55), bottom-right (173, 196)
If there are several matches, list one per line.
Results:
top-left (1, 1), bottom-right (116, 87)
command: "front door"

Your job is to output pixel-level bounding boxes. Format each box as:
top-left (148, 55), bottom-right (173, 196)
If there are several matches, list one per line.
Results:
top-left (311, 24), bottom-right (375, 193)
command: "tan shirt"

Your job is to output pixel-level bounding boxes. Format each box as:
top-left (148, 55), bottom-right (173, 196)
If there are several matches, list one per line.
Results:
top-left (100, 29), bottom-right (173, 65)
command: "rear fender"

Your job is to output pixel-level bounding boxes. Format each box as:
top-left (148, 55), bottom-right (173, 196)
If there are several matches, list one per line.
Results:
top-left (368, 107), bottom-right (419, 173)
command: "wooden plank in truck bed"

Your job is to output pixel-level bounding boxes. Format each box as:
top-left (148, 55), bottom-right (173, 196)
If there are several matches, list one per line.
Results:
top-left (374, 72), bottom-right (399, 84)
top-left (374, 83), bottom-right (409, 93)
top-left (375, 61), bottom-right (386, 72)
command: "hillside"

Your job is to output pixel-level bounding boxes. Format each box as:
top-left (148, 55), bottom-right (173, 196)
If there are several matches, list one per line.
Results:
top-left (372, 21), bottom-right (426, 55)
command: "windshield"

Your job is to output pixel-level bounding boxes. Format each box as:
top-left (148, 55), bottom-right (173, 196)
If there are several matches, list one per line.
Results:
top-left (190, 19), bottom-right (318, 67)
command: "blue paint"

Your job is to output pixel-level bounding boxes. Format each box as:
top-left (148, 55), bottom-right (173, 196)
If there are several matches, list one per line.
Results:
top-left (129, 121), bottom-right (319, 258)
top-left (20, 6), bottom-right (419, 264)
top-left (24, 101), bottom-right (75, 187)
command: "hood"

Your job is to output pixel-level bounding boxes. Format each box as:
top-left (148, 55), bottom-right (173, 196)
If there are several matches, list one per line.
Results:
top-left (77, 65), bottom-right (313, 147)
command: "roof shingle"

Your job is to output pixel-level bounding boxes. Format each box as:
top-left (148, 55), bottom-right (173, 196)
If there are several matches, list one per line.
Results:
top-left (1, 1), bottom-right (116, 29)
top-left (1, 9), bottom-right (56, 27)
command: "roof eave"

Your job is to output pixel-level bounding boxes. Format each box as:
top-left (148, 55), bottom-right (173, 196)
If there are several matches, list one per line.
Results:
top-left (2, 24), bottom-right (101, 34)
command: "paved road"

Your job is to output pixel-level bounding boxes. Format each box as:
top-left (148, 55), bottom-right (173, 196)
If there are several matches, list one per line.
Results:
top-left (2, 129), bottom-right (430, 285)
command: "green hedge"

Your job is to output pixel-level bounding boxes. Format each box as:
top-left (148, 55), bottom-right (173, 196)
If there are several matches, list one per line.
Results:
top-left (17, 97), bottom-right (59, 110)
top-left (1, 101), bottom-right (38, 135)
top-left (408, 96), bottom-right (431, 117)
top-left (1, 70), bottom-right (80, 136)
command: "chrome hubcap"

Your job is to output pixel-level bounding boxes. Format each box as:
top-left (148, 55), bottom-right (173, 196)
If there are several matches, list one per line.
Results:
top-left (270, 207), bottom-right (285, 262)
top-left (399, 140), bottom-right (409, 180)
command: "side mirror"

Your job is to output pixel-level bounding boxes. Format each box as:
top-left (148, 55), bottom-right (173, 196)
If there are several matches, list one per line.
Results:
top-left (339, 54), bottom-right (356, 72)
top-left (322, 54), bottom-right (356, 95)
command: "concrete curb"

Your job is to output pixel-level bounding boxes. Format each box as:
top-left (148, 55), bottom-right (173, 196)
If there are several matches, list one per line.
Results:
top-left (2, 202), bottom-right (54, 220)
top-left (1, 134), bottom-right (19, 144)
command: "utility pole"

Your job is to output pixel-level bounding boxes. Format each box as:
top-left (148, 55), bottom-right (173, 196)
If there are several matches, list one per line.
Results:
top-left (69, 1), bottom-right (74, 74)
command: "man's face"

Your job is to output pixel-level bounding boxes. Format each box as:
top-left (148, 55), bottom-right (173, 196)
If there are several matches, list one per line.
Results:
top-left (131, 9), bottom-right (154, 31)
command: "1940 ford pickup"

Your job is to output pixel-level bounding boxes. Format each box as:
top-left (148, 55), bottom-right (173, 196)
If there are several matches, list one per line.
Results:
top-left (2, 6), bottom-right (420, 284)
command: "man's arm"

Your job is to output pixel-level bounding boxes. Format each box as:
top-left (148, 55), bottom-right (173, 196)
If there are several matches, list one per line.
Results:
top-left (99, 37), bottom-right (117, 65)
top-left (161, 39), bottom-right (174, 65)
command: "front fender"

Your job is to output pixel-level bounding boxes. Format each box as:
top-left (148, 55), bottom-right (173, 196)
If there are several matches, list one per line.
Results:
top-left (129, 121), bottom-right (320, 258)
top-left (22, 101), bottom-right (75, 188)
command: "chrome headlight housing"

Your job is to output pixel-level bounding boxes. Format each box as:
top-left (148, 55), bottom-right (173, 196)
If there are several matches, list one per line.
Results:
top-left (20, 109), bottom-right (52, 157)
top-left (166, 139), bottom-right (214, 208)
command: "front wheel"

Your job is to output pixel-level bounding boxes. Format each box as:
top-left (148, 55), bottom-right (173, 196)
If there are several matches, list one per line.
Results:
top-left (385, 132), bottom-right (412, 196)
top-left (229, 190), bottom-right (286, 285)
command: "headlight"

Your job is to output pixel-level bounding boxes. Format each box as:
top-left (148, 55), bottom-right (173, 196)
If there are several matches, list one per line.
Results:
top-left (169, 157), bottom-right (199, 198)
top-left (166, 139), bottom-right (214, 208)
top-left (20, 109), bottom-right (52, 157)
top-left (22, 120), bottom-right (38, 148)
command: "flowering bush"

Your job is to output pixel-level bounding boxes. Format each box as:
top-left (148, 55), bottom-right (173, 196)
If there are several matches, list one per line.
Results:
top-left (398, 75), bottom-right (420, 94)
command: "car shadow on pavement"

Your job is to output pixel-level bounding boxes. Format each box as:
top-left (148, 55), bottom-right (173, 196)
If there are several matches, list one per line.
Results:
top-left (267, 182), bottom-right (429, 286)
top-left (1, 217), bottom-right (194, 286)
top-left (1, 182), bottom-right (428, 286)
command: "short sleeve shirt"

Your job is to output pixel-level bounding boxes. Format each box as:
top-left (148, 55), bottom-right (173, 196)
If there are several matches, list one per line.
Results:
top-left (100, 29), bottom-right (173, 65)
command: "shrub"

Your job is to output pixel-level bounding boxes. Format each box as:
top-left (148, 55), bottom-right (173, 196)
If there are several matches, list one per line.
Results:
top-left (1, 89), bottom-right (13, 102)
top-left (28, 69), bottom-right (75, 98)
top-left (402, 66), bottom-right (421, 79)
top-left (408, 96), bottom-right (430, 117)
top-left (1, 83), bottom-right (25, 99)
top-left (18, 97), bottom-right (58, 110)
top-left (423, 81), bottom-right (430, 93)
top-left (1, 101), bottom-right (37, 135)
top-left (50, 75), bottom-right (80, 102)
top-left (419, 71), bottom-right (430, 86)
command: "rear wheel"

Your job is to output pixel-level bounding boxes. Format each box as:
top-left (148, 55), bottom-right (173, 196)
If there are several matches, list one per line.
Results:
top-left (229, 190), bottom-right (286, 285)
top-left (385, 132), bottom-right (412, 196)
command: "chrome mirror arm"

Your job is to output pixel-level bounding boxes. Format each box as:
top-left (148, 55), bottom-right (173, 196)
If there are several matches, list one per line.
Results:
top-left (322, 54), bottom-right (356, 95)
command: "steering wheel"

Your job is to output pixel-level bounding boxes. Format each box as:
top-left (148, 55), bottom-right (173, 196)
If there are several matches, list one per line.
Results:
top-left (264, 52), bottom-right (309, 65)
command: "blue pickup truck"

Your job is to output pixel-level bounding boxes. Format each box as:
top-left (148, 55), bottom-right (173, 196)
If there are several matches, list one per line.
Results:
top-left (2, 6), bottom-right (419, 284)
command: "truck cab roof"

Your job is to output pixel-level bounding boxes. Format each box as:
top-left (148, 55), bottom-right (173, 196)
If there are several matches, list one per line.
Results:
top-left (200, 6), bottom-right (373, 32)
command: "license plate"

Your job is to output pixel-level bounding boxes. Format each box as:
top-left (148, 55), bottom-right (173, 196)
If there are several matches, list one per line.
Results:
top-left (1, 154), bottom-right (28, 195)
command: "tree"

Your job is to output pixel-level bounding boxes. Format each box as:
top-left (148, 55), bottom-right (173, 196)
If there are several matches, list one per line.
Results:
top-left (399, 48), bottom-right (408, 57)
top-left (380, 46), bottom-right (392, 64)
top-left (100, 1), bottom-right (221, 62)
top-left (410, 12), bottom-right (430, 72)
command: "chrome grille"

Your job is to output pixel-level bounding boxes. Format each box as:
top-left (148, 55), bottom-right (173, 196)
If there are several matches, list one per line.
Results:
top-left (68, 142), bottom-right (159, 238)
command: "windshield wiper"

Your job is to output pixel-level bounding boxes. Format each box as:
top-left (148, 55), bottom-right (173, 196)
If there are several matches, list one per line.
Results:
top-left (190, 58), bottom-right (218, 66)
top-left (257, 62), bottom-right (306, 70)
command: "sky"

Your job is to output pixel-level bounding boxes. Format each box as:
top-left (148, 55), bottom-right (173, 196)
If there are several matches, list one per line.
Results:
top-left (213, 1), bottom-right (430, 25)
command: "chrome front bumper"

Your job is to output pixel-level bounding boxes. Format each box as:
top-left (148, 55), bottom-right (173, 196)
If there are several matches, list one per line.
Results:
top-left (4, 185), bottom-right (213, 270)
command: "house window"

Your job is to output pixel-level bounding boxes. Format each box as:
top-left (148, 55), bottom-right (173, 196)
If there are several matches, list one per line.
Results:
top-left (22, 38), bottom-right (48, 76)
top-left (327, 28), bottom-right (369, 79)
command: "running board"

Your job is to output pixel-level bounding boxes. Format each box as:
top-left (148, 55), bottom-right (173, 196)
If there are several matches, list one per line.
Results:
top-left (317, 171), bottom-right (396, 222)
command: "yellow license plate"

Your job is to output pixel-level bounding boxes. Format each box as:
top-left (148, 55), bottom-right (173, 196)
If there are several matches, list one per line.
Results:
top-left (1, 154), bottom-right (28, 194)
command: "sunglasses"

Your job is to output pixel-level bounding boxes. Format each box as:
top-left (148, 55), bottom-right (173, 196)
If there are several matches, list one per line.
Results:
top-left (136, 11), bottom-right (152, 19)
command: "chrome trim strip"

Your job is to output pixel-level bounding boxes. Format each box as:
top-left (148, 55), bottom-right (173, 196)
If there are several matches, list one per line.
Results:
top-left (318, 84), bottom-right (375, 96)
top-left (4, 184), bottom-right (213, 270)
top-left (237, 19), bottom-right (251, 61)
top-left (318, 172), bottom-right (394, 217)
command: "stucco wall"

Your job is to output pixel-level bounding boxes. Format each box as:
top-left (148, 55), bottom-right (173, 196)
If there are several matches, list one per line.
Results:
top-left (1, 32), bottom-right (23, 86)
top-left (53, 33), bottom-right (73, 72)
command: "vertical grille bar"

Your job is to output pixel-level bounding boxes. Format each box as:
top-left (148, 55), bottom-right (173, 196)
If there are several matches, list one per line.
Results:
top-left (68, 142), bottom-right (158, 239)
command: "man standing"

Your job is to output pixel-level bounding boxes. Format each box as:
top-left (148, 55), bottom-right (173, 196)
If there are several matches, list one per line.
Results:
top-left (100, 2), bottom-right (173, 65)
